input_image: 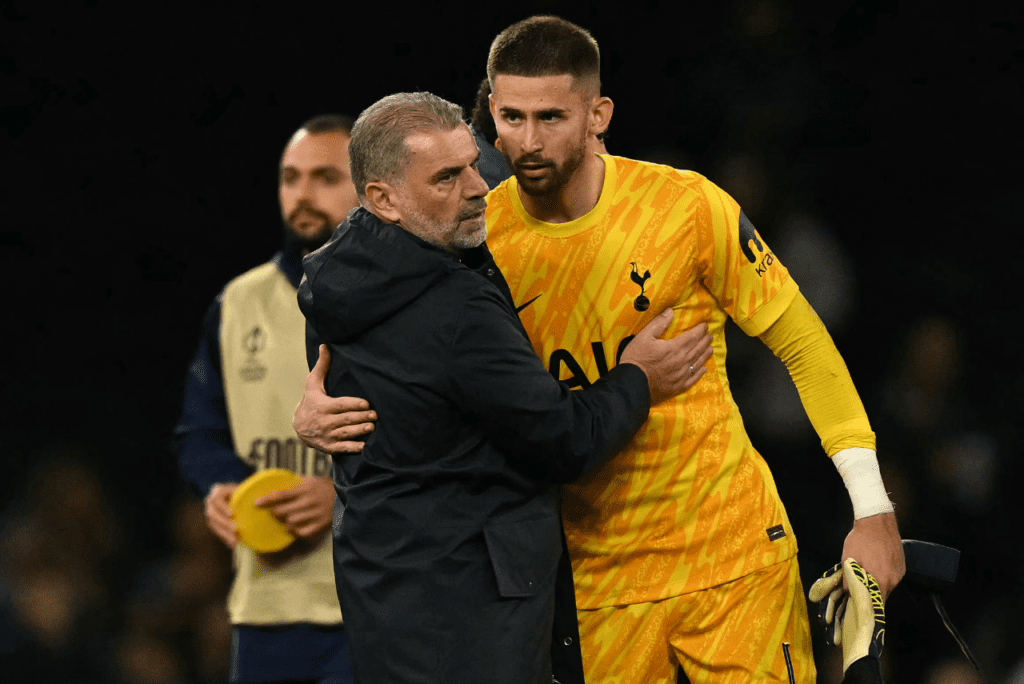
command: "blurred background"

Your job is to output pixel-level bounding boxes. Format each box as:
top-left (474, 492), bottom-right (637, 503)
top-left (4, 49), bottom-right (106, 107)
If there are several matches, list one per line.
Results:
top-left (2, 1), bottom-right (1021, 682)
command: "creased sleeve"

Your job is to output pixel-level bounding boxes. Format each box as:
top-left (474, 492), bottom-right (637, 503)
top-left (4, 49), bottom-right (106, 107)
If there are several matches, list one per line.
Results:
top-left (698, 180), bottom-right (798, 336)
top-left (448, 287), bottom-right (651, 483)
top-left (758, 292), bottom-right (876, 456)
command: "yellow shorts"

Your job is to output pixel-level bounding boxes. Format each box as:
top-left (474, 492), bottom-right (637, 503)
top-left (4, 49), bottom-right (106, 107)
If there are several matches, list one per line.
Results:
top-left (576, 557), bottom-right (815, 684)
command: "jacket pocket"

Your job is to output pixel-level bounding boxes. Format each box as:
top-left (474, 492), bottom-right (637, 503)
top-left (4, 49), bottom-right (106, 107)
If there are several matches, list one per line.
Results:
top-left (482, 516), bottom-right (563, 598)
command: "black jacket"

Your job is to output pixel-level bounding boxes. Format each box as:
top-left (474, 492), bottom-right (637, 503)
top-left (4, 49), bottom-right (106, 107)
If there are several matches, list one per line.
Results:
top-left (299, 208), bottom-right (650, 684)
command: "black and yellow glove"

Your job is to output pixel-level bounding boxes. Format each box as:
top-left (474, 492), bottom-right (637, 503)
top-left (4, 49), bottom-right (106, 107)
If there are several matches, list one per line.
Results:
top-left (807, 561), bottom-right (844, 645)
top-left (808, 559), bottom-right (885, 676)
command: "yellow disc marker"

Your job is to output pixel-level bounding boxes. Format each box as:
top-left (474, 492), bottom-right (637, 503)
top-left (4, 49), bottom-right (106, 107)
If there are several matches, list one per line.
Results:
top-left (230, 468), bottom-right (303, 552)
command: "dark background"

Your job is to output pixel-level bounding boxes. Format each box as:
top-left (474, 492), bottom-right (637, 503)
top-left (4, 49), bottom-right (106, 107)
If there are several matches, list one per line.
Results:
top-left (3, 1), bottom-right (1021, 682)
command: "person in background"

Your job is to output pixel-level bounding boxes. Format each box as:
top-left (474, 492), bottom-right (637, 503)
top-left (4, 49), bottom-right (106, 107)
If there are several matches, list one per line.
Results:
top-left (173, 114), bottom-right (364, 684)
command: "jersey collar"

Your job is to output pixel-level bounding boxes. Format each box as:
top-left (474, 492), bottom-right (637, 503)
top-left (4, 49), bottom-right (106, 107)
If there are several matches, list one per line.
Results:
top-left (506, 154), bottom-right (618, 238)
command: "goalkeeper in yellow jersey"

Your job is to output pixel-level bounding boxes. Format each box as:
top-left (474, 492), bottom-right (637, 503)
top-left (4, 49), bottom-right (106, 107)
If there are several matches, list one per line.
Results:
top-left (295, 15), bottom-right (905, 684)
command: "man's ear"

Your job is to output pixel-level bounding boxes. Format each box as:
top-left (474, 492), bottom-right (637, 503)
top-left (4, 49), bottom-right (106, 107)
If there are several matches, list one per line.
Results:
top-left (488, 92), bottom-right (511, 155)
top-left (364, 182), bottom-right (402, 224)
top-left (589, 96), bottom-right (613, 139)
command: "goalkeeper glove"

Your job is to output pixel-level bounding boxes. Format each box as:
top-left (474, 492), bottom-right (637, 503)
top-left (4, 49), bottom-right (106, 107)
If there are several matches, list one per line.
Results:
top-left (808, 559), bottom-right (885, 674)
top-left (807, 561), bottom-right (844, 645)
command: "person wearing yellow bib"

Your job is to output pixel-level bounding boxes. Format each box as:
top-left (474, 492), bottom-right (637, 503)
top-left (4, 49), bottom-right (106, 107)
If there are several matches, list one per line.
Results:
top-left (173, 114), bottom-right (365, 684)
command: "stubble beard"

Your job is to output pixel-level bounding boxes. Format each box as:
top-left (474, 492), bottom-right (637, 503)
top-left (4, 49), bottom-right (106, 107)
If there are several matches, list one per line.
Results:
top-left (283, 204), bottom-right (335, 251)
top-left (510, 136), bottom-right (588, 198)
top-left (404, 197), bottom-right (488, 254)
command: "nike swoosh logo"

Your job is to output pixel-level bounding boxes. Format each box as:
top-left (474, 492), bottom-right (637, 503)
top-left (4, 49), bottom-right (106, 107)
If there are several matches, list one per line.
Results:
top-left (515, 294), bottom-right (543, 314)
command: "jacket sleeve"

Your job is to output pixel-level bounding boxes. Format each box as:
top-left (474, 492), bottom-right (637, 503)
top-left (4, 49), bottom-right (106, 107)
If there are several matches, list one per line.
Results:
top-left (448, 287), bottom-right (651, 483)
top-left (171, 296), bottom-right (255, 495)
top-left (305, 319), bottom-right (324, 372)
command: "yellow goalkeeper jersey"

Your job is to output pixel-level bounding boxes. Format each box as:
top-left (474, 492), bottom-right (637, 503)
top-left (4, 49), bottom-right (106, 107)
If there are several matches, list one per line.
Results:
top-left (486, 155), bottom-right (801, 608)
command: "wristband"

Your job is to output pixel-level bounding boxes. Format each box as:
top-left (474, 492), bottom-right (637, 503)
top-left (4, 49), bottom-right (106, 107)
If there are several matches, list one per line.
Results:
top-left (832, 447), bottom-right (893, 519)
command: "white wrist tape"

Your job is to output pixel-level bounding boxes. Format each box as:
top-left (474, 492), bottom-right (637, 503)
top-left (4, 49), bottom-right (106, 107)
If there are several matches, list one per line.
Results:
top-left (832, 447), bottom-right (894, 519)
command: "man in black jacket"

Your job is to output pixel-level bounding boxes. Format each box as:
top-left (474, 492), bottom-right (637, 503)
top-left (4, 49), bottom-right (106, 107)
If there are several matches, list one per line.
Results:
top-left (297, 91), bottom-right (712, 684)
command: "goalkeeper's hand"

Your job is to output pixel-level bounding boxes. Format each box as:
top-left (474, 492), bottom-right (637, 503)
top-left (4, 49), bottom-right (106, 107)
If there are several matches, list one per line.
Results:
top-left (808, 558), bottom-right (886, 674)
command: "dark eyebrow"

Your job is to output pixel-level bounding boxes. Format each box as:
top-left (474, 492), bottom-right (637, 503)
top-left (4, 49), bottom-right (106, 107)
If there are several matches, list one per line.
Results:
top-left (311, 166), bottom-right (340, 179)
top-left (498, 105), bottom-right (566, 118)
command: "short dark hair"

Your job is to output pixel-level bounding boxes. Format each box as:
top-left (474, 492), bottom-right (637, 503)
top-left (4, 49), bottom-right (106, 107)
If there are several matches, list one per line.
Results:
top-left (348, 92), bottom-right (464, 203)
top-left (469, 78), bottom-right (498, 146)
top-left (280, 114), bottom-right (355, 170)
top-left (487, 16), bottom-right (601, 97)
top-left (299, 113), bottom-right (355, 136)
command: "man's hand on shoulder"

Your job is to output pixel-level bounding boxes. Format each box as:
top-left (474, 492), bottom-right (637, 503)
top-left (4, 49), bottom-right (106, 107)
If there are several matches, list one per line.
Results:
top-left (205, 483), bottom-right (240, 549)
top-left (842, 511), bottom-right (905, 600)
top-left (294, 344), bottom-right (377, 453)
top-left (619, 309), bottom-right (714, 405)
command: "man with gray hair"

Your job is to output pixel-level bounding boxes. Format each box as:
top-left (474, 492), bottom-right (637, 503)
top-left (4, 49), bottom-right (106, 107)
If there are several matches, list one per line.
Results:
top-left (297, 91), bottom-right (713, 683)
